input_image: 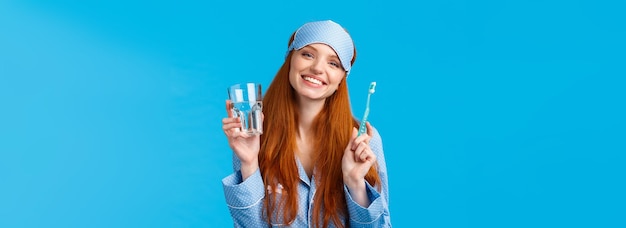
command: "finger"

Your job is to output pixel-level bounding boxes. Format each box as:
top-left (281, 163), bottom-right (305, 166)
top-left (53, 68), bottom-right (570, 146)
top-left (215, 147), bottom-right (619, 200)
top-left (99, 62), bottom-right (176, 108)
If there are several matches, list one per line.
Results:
top-left (363, 150), bottom-right (376, 164)
top-left (223, 122), bottom-right (242, 133)
top-left (357, 144), bottom-right (376, 164)
top-left (225, 100), bottom-right (233, 118)
top-left (222, 117), bottom-right (241, 127)
top-left (353, 141), bottom-right (369, 162)
top-left (358, 122), bottom-right (373, 145)
top-left (351, 127), bottom-right (360, 150)
top-left (352, 134), bottom-right (369, 151)
top-left (222, 118), bottom-right (242, 135)
top-left (233, 130), bottom-right (252, 139)
top-left (222, 116), bottom-right (240, 124)
top-left (366, 121), bottom-right (373, 137)
top-left (356, 141), bottom-right (369, 161)
top-left (352, 139), bottom-right (361, 151)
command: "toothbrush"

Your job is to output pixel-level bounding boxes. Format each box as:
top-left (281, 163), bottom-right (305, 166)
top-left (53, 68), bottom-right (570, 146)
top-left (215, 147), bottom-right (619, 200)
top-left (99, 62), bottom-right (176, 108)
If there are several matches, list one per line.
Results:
top-left (357, 82), bottom-right (376, 137)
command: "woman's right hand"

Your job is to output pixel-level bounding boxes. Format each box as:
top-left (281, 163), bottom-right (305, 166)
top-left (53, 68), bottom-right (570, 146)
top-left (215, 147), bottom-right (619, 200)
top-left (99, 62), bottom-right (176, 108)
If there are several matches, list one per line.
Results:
top-left (222, 100), bottom-right (261, 179)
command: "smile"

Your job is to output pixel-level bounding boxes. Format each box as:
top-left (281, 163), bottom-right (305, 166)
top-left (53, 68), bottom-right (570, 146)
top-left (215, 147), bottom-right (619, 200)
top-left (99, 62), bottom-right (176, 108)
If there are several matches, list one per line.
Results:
top-left (303, 76), bottom-right (325, 86)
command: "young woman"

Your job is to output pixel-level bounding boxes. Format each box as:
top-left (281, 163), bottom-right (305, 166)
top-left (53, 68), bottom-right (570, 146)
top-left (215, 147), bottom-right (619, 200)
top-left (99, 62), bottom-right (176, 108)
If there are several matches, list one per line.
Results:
top-left (222, 20), bottom-right (391, 228)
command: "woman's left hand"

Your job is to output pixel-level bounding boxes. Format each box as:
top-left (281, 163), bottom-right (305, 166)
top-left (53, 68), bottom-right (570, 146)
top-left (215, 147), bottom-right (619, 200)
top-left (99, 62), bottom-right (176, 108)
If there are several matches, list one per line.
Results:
top-left (342, 122), bottom-right (377, 191)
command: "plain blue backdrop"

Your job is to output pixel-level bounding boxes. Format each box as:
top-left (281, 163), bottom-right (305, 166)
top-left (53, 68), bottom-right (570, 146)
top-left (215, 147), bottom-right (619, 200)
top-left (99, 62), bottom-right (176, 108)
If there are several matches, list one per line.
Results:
top-left (1, 0), bottom-right (624, 227)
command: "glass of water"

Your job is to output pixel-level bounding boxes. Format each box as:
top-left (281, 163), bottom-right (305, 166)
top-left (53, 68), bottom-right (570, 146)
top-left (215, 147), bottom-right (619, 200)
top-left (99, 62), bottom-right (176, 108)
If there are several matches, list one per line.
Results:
top-left (227, 83), bottom-right (263, 135)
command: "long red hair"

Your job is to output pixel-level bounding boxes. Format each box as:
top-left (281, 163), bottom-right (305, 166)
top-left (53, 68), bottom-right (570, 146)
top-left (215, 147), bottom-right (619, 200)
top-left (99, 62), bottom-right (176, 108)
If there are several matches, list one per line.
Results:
top-left (258, 33), bottom-right (381, 228)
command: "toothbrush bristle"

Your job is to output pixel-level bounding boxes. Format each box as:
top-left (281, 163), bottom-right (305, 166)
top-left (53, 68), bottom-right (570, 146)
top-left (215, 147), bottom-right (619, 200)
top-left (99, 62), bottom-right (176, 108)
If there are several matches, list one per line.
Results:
top-left (369, 82), bottom-right (377, 94)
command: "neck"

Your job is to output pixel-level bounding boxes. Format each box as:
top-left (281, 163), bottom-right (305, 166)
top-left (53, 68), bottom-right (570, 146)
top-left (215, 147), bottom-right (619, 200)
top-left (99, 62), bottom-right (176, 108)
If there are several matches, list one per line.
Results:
top-left (297, 97), bottom-right (325, 138)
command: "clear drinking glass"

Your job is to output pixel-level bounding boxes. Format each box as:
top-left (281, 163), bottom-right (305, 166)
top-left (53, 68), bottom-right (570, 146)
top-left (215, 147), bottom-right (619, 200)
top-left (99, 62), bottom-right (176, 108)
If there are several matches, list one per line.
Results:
top-left (227, 83), bottom-right (263, 135)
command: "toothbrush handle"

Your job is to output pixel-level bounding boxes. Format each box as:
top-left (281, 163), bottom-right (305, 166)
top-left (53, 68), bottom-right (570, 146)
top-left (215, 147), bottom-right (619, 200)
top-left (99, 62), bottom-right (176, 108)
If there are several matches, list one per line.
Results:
top-left (357, 108), bottom-right (369, 136)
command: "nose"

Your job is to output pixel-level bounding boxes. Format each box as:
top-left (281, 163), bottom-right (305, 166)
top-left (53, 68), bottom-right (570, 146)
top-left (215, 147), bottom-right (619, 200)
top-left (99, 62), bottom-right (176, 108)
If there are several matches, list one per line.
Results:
top-left (310, 59), bottom-right (324, 74)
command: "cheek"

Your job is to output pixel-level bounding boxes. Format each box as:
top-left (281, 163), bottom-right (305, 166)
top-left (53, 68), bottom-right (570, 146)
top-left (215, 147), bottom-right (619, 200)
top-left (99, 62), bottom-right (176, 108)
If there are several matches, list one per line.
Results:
top-left (288, 59), bottom-right (299, 82)
top-left (288, 70), bottom-right (298, 87)
top-left (290, 56), bottom-right (304, 71)
top-left (328, 71), bottom-right (346, 86)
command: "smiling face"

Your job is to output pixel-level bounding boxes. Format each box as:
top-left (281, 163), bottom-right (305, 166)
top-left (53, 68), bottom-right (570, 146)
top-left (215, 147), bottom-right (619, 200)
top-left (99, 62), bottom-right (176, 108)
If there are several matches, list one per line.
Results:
top-left (288, 43), bottom-right (347, 102)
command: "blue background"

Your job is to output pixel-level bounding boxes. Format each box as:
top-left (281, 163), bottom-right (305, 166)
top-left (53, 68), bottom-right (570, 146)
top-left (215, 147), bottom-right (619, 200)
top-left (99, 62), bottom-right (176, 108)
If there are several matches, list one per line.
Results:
top-left (1, 0), bottom-right (624, 227)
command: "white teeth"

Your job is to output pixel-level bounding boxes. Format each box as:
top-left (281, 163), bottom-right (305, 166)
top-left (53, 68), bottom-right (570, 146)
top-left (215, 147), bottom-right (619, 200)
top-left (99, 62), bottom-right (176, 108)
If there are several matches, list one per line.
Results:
top-left (303, 76), bottom-right (322, 85)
